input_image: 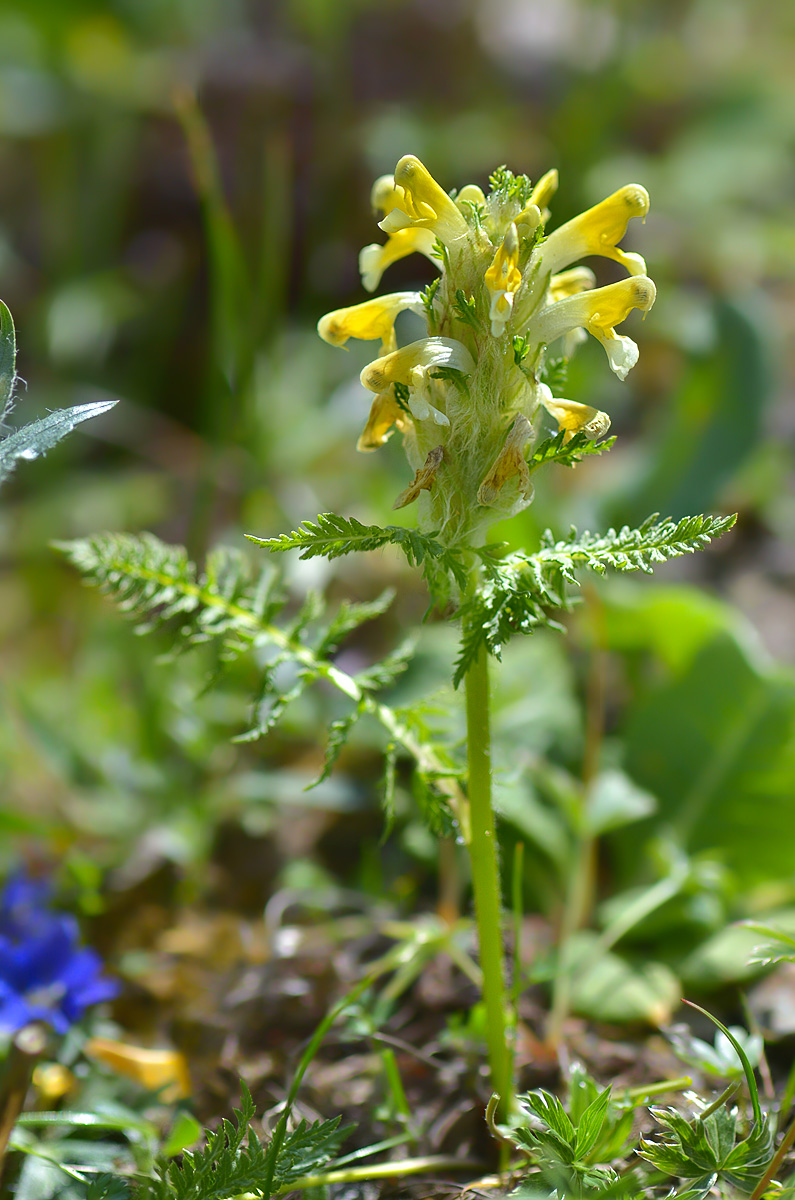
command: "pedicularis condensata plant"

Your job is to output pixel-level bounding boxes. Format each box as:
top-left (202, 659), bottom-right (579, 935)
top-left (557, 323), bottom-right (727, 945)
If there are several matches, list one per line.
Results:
top-left (58, 157), bottom-right (734, 1120)
top-left (311, 156), bottom-right (729, 1116)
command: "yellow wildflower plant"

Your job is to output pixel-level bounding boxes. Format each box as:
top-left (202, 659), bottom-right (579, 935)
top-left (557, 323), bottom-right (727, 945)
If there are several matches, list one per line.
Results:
top-left (319, 158), bottom-right (654, 545)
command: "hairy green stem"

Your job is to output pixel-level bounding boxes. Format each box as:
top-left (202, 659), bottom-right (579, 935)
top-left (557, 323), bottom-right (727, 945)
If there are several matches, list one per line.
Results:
top-left (465, 641), bottom-right (511, 1118)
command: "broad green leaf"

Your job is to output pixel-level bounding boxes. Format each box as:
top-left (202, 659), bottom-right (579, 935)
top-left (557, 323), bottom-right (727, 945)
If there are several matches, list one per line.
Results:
top-left (600, 581), bottom-right (759, 675)
top-left (163, 1112), bottom-right (203, 1157)
top-left (622, 635), bottom-right (795, 885)
top-left (585, 769), bottom-right (657, 836)
top-left (618, 297), bottom-right (771, 521)
top-left (566, 933), bottom-right (680, 1024)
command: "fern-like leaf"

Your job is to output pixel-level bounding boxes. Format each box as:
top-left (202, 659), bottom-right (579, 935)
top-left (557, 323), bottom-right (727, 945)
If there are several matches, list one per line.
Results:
top-left (528, 429), bottom-right (616, 473)
top-left (248, 513), bottom-right (468, 590)
top-left (58, 532), bottom-right (468, 828)
top-left (149, 1084), bottom-right (351, 1200)
top-left (455, 513), bottom-right (736, 685)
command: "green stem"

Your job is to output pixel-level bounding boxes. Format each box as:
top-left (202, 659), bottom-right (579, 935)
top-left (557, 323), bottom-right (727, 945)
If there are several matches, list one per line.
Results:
top-left (465, 641), bottom-right (511, 1118)
top-left (273, 1154), bottom-right (485, 1193)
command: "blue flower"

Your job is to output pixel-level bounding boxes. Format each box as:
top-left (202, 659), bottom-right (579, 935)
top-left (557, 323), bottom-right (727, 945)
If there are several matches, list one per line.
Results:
top-left (0, 872), bottom-right (119, 1035)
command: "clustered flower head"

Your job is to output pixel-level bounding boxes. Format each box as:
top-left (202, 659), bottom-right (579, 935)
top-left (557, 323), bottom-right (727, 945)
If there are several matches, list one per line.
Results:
top-left (0, 872), bottom-right (118, 1034)
top-left (319, 156), bottom-right (655, 547)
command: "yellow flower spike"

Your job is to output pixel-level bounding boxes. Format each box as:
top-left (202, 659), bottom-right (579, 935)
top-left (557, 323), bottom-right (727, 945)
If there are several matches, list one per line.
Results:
top-left (484, 223), bottom-right (522, 337)
top-left (534, 275), bottom-right (656, 380)
top-left (393, 444), bottom-right (445, 510)
top-left (357, 390), bottom-right (407, 452)
top-left (548, 265), bottom-right (596, 302)
top-left (317, 292), bottom-right (423, 349)
top-left (477, 414), bottom-right (534, 507)
top-left (530, 168), bottom-right (559, 211)
top-left (360, 336), bottom-right (474, 393)
top-left (379, 155), bottom-right (469, 244)
top-left (359, 227), bottom-right (439, 293)
top-left (540, 392), bottom-right (611, 443)
top-left (84, 1037), bottom-right (191, 1101)
top-left (540, 184), bottom-right (650, 277)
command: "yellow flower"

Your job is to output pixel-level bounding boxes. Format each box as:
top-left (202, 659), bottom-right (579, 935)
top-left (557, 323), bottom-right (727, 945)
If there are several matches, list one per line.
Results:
top-left (456, 183), bottom-right (487, 208)
top-left (548, 266), bottom-right (595, 302)
top-left (370, 173), bottom-right (403, 217)
top-left (360, 336), bottom-right (474, 393)
top-left (359, 228), bottom-right (438, 293)
top-left (484, 223), bottom-right (522, 337)
top-left (317, 292), bottom-right (423, 352)
top-left (534, 275), bottom-right (656, 379)
top-left (357, 390), bottom-right (407, 452)
top-left (540, 184), bottom-right (650, 277)
top-left (539, 391), bottom-right (611, 442)
top-left (379, 155), bottom-right (469, 245)
top-left (84, 1038), bottom-right (191, 1102)
top-left (530, 168), bottom-right (559, 210)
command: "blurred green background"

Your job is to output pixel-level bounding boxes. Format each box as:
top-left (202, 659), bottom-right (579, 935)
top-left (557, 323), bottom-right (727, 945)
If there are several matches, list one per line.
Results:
top-left (1, 0), bottom-right (794, 963)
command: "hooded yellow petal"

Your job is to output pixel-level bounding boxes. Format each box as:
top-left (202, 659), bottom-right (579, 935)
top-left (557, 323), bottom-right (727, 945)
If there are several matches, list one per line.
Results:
top-left (540, 184), bottom-right (650, 277)
top-left (360, 336), bottom-right (475, 393)
top-left (85, 1038), bottom-right (191, 1101)
top-left (357, 390), bottom-right (407, 451)
top-left (540, 394), bottom-right (611, 442)
top-left (317, 292), bottom-right (422, 348)
top-left (456, 183), bottom-right (487, 209)
top-left (533, 275), bottom-right (656, 379)
top-left (530, 168), bottom-right (559, 211)
top-left (548, 265), bottom-right (596, 302)
top-left (370, 173), bottom-right (403, 217)
top-left (379, 155), bottom-right (469, 244)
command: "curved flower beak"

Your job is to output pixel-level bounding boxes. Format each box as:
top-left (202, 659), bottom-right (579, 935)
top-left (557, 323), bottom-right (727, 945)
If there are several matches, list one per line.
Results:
top-left (360, 336), bottom-right (475, 393)
top-left (485, 223), bottom-right (522, 337)
top-left (540, 391), bottom-right (611, 442)
top-left (317, 292), bottom-right (423, 351)
top-left (379, 155), bottom-right (469, 245)
top-left (357, 390), bottom-right (407, 451)
top-left (359, 227), bottom-right (439, 293)
top-left (539, 184), bottom-right (650, 277)
top-left (534, 275), bottom-right (656, 380)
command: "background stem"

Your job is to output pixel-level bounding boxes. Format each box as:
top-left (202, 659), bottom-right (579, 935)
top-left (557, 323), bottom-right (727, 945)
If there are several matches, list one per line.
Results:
top-left (465, 642), bottom-right (511, 1117)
